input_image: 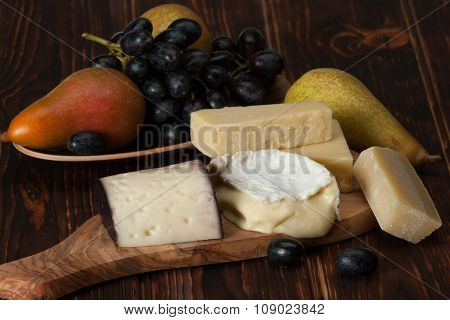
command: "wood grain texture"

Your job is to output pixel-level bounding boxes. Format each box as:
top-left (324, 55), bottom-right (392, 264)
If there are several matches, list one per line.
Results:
top-left (0, 192), bottom-right (375, 300)
top-left (0, 0), bottom-right (448, 299)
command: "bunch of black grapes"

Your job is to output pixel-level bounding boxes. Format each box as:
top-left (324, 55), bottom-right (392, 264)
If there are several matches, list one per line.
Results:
top-left (84, 17), bottom-right (284, 146)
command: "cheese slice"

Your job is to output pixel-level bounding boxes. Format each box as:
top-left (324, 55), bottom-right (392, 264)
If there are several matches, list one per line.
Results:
top-left (354, 147), bottom-right (441, 243)
top-left (95, 160), bottom-right (223, 247)
top-left (209, 150), bottom-right (340, 238)
top-left (191, 102), bottom-right (332, 158)
top-left (283, 120), bottom-right (353, 193)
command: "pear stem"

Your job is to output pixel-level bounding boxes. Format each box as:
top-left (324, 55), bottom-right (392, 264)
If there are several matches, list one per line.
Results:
top-left (426, 154), bottom-right (442, 162)
top-left (0, 132), bottom-right (8, 142)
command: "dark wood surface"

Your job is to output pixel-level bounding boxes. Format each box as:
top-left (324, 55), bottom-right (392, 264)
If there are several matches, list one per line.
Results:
top-left (0, 0), bottom-right (448, 299)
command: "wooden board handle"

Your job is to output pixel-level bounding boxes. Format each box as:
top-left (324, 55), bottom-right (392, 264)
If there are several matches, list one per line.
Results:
top-left (0, 215), bottom-right (275, 299)
top-left (0, 216), bottom-right (108, 299)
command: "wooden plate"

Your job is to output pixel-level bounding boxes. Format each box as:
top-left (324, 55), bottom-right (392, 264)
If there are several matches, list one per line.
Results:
top-left (0, 190), bottom-right (376, 300)
top-left (13, 141), bottom-right (194, 162)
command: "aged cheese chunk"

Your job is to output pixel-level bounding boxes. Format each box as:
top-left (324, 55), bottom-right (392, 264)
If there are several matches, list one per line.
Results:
top-left (354, 147), bottom-right (441, 243)
top-left (283, 120), bottom-right (353, 193)
top-left (95, 160), bottom-right (222, 247)
top-left (209, 150), bottom-right (340, 238)
top-left (191, 102), bottom-right (332, 158)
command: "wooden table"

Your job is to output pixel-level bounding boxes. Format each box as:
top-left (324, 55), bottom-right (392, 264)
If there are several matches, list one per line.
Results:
top-left (0, 0), bottom-right (448, 299)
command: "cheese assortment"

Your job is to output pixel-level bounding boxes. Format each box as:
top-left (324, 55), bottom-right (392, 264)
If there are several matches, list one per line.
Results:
top-left (190, 102), bottom-right (333, 158)
top-left (92, 99), bottom-right (441, 248)
top-left (95, 160), bottom-right (222, 247)
top-left (283, 120), bottom-right (354, 193)
top-left (354, 147), bottom-right (441, 243)
top-left (209, 150), bottom-right (340, 238)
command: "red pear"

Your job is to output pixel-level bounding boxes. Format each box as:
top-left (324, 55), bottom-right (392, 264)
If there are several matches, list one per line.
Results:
top-left (1, 67), bottom-right (145, 150)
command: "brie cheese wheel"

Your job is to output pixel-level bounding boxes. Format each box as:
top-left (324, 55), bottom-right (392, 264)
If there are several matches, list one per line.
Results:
top-left (209, 150), bottom-right (340, 238)
top-left (95, 160), bottom-right (223, 247)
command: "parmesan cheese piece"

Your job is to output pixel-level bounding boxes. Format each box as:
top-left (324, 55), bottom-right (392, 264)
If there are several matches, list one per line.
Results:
top-left (283, 120), bottom-right (354, 193)
top-left (354, 147), bottom-right (441, 243)
top-left (191, 102), bottom-right (332, 158)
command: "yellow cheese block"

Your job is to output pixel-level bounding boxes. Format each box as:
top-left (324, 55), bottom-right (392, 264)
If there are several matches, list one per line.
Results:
top-left (213, 177), bottom-right (340, 238)
top-left (283, 120), bottom-right (353, 193)
top-left (190, 102), bottom-right (332, 158)
top-left (354, 147), bottom-right (441, 243)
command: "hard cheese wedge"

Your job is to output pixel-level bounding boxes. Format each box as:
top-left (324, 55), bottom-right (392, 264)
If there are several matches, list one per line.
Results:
top-left (191, 102), bottom-right (332, 158)
top-left (354, 147), bottom-right (441, 243)
top-left (209, 150), bottom-right (340, 238)
top-left (95, 160), bottom-right (223, 247)
top-left (283, 120), bottom-right (353, 193)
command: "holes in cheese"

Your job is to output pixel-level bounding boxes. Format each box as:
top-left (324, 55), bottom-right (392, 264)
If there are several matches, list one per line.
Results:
top-left (94, 160), bottom-right (223, 247)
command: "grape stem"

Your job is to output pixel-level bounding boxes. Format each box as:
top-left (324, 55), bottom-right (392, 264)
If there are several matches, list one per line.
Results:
top-left (82, 32), bottom-right (130, 68)
top-left (231, 63), bottom-right (249, 77)
top-left (191, 75), bottom-right (209, 92)
top-left (82, 32), bottom-right (123, 54)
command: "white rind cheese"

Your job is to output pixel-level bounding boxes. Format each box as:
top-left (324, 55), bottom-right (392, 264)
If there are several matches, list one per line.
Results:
top-left (95, 161), bottom-right (223, 247)
top-left (209, 149), bottom-right (334, 202)
top-left (209, 150), bottom-right (340, 238)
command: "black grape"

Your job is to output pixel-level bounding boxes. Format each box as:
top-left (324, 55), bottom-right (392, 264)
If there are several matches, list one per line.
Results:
top-left (205, 90), bottom-right (228, 108)
top-left (183, 49), bottom-right (209, 74)
top-left (169, 18), bottom-right (202, 46)
top-left (141, 77), bottom-right (167, 102)
top-left (124, 17), bottom-right (153, 33)
top-left (231, 74), bottom-right (266, 105)
top-left (182, 99), bottom-right (209, 123)
top-left (164, 70), bottom-right (192, 99)
top-left (249, 50), bottom-right (284, 79)
top-left (155, 28), bottom-right (189, 49)
top-left (120, 29), bottom-right (153, 56)
top-left (209, 51), bottom-right (238, 71)
top-left (161, 122), bottom-right (189, 145)
top-left (236, 27), bottom-right (266, 57)
top-left (110, 31), bottom-right (124, 43)
top-left (201, 65), bottom-right (229, 88)
top-left (92, 54), bottom-right (122, 71)
top-left (148, 42), bottom-right (183, 72)
top-left (125, 57), bottom-right (150, 82)
top-left (67, 131), bottom-right (107, 155)
top-left (147, 98), bottom-right (182, 124)
top-left (212, 36), bottom-right (236, 53)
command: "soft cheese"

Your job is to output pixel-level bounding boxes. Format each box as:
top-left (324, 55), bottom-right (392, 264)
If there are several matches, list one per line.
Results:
top-left (95, 160), bottom-right (222, 247)
top-left (354, 147), bottom-right (441, 243)
top-left (191, 102), bottom-right (332, 158)
top-left (283, 120), bottom-right (354, 193)
top-left (209, 150), bottom-right (340, 238)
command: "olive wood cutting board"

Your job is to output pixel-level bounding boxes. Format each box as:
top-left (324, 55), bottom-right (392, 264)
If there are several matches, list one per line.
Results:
top-left (0, 190), bottom-right (376, 300)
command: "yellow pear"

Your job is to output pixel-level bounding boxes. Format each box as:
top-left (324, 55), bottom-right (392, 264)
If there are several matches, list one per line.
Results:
top-left (142, 4), bottom-right (212, 51)
top-left (285, 68), bottom-right (438, 167)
